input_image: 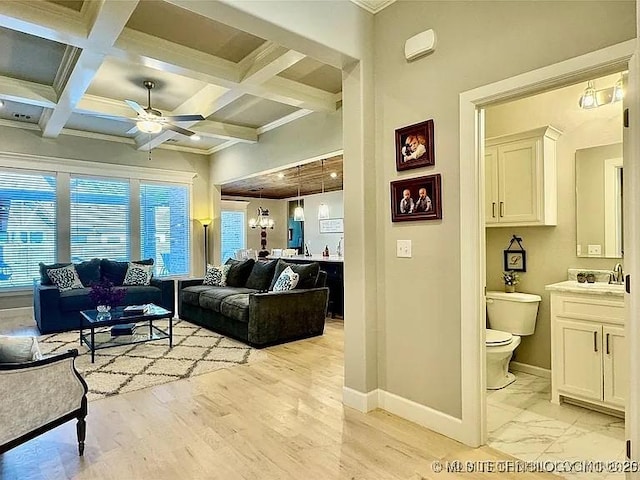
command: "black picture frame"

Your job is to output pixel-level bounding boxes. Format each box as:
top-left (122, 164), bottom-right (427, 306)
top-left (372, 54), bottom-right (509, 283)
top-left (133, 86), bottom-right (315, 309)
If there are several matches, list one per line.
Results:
top-left (390, 174), bottom-right (442, 222)
top-left (395, 119), bottom-right (435, 171)
top-left (503, 249), bottom-right (526, 272)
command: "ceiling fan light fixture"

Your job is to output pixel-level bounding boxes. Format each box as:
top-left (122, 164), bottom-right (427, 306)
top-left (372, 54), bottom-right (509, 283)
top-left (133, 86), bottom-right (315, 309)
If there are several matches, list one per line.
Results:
top-left (137, 119), bottom-right (162, 134)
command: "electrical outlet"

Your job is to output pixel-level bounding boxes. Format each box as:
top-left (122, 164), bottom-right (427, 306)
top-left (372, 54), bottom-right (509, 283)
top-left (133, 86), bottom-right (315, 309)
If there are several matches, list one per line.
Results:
top-left (397, 240), bottom-right (412, 258)
top-left (588, 244), bottom-right (602, 255)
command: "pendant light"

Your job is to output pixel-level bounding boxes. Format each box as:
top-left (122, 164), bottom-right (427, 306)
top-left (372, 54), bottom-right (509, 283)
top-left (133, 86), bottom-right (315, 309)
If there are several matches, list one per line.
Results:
top-left (318, 159), bottom-right (330, 220)
top-left (248, 189), bottom-right (274, 229)
top-left (293, 165), bottom-right (305, 221)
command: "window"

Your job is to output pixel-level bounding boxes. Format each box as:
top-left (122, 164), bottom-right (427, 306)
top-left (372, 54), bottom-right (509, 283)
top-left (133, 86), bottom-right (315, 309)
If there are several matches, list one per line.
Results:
top-left (221, 210), bottom-right (245, 263)
top-left (0, 171), bottom-right (56, 288)
top-left (70, 177), bottom-right (130, 262)
top-left (140, 183), bottom-right (190, 276)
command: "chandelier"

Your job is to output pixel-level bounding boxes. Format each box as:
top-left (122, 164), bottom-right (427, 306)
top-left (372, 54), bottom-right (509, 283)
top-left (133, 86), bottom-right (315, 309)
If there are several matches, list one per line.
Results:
top-left (249, 206), bottom-right (274, 229)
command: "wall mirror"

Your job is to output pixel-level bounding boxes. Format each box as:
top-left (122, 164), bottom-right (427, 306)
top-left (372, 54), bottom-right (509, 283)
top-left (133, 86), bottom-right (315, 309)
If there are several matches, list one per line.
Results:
top-left (575, 143), bottom-right (623, 258)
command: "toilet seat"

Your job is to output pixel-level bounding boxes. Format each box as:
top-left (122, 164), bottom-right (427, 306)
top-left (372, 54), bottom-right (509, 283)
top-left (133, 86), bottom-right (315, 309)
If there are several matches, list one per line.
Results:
top-left (486, 329), bottom-right (513, 347)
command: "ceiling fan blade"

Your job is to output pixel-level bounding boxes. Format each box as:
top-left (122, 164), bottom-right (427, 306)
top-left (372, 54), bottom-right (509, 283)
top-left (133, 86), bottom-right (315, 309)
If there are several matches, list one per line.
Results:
top-left (164, 124), bottom-right (197, 137)
top-left (125, 125), bottom-right (139, 135)
top-left (162, 114), bottom-right (205, 122)
top-left (124, 100), bottom-right (147, 117)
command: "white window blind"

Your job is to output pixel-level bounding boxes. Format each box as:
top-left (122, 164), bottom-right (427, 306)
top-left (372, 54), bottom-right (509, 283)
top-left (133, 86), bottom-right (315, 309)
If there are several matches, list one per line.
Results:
top-left (140, 183), bottom-right (190, 276)
top-left (70, 177), bottom-right (130, 262)
top-left (221, 210), bottom-right (245, 263)
top-left (0, 171), bottom-right (56, 289)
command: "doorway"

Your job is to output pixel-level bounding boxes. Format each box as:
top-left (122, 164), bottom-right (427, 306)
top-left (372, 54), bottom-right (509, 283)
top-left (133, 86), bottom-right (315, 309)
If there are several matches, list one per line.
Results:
top-left (458, 40), bottom-right (637, 453)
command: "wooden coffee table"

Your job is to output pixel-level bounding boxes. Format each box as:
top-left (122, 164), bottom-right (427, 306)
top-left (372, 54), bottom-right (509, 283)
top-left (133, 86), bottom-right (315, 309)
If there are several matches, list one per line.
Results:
top-left (79, 304), bottom-right (173, 363)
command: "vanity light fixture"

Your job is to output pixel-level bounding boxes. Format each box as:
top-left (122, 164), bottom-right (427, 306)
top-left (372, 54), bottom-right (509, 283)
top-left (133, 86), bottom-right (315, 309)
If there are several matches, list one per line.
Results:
top-left (318, 159), bottom-right (330, 220)
top-left (613, 75), bottom-right (624, 103)
top-left (579, 76), bottom-right (625, 110)
top-left (579, 80), bottom-right (598, 109)
top-left (293, 165), bottom-right (305, 222)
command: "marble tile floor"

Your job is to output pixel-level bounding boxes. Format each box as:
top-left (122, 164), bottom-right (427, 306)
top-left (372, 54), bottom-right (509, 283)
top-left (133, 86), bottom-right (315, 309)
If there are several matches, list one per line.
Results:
top-left (487, 371), bottom-right (625, 480)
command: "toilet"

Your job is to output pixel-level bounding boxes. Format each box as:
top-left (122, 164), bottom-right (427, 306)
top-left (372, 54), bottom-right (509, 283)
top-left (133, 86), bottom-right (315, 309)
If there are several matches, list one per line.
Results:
top-left (485, 291), bottom-right (541, 390)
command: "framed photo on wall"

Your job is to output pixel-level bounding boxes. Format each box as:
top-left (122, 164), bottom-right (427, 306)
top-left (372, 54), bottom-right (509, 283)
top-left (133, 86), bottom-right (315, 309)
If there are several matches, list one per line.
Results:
top-left (395, 119), bottom-right (435, 171)
top-left (390, 173), bottom-right (442, 222)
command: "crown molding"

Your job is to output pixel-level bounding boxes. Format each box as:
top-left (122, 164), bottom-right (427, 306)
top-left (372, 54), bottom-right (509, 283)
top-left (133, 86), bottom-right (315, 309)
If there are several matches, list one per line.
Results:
top-left (349, 0), bottom-right (396, 14)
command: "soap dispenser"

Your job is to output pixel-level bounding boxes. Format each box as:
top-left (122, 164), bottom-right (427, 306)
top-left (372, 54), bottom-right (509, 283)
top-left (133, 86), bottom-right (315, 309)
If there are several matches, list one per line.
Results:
top-left (323, 245), bottom-right (329, 257)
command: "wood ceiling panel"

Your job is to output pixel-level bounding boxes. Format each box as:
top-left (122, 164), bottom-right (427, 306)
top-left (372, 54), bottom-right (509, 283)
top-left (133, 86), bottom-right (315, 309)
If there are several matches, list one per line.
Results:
top-left (221, 155), bottom-right (343, 199)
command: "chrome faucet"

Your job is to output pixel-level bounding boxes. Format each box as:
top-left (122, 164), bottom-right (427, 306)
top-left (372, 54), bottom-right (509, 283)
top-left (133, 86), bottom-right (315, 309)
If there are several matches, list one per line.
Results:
top-left (610, 263), bottom-right (624, 284)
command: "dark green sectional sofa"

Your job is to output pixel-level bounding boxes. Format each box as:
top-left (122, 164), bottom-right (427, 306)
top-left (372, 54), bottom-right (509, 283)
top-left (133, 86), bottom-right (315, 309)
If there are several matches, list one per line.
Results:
top-left (178, 258), bottom-right (329, 347)
top-left (33, 258), bottom-right (175, 334)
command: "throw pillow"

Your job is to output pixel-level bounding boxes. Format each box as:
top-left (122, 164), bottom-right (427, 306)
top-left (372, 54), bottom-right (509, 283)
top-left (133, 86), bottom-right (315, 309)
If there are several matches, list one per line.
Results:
top-left (74, 258), bottom-right (101, 286)
top-left (269, 259), bottom-right (320, 290)
top-left (0, 336), bottom-right (42, 363)
top-left (47, 264), bottom-right (84, 291)
top-left (224, 258), bottom-right (255, 287)
top-left (203, 264), bottom-right (231, 286)
top-left (101, 258), bottom-right (154, 285)
top-left (123, 262), bottom-right (153, 286)
top-left (39, 262), bottom-right (70, 285)
top-left (245, 259), bottom-right (278, 291)
top-left (272, 266), bottom-right (299, 292)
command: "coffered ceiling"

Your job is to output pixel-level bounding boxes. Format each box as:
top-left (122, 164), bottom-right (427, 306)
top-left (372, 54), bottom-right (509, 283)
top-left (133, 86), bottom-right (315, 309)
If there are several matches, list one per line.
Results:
top-left (0, 0), bottom-right (343, 155)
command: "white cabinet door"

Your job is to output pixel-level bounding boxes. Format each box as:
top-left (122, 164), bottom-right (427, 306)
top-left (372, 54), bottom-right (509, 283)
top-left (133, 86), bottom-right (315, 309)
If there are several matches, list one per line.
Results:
top-left (498, 138), bottom-right (540, 224)
top-left (485, 146), bottom-right (499, 224)
top-left (603, 324), bottom-right (627, 408)
top-left (556, 319), bottom-right (602, 401)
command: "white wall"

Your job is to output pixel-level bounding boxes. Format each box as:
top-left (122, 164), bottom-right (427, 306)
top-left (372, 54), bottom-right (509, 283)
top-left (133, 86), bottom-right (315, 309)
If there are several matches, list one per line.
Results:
top-left (299, 191), bottom-right (344, 255)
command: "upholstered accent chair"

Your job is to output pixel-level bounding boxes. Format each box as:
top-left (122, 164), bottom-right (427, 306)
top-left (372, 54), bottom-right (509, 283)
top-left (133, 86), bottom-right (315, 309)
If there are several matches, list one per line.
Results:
top-left (0, 347), bottom-right (88, 455)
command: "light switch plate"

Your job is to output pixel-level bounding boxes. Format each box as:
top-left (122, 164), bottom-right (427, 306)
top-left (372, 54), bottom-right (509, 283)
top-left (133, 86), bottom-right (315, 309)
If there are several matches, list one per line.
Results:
top-left (588, 244), bottom-right (602, 255)
top-left (397, 240), bottom-right (412, 258)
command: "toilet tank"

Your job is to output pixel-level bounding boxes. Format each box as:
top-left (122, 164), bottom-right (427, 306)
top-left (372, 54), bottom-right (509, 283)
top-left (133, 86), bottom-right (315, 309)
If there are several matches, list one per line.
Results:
top-left (486, 291), bottom-right (541, 336)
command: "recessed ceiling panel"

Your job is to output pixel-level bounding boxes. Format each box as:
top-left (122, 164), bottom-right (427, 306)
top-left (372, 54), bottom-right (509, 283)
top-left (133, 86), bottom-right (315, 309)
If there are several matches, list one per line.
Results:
top-left (208, 95), bottom-right (299, 128)
top-left (126, 1), bottom-right (266, 62)
top-left (0, 100), bottom-right (43, 124)
top-left (66, 113), bottom-right (136, 137)
top-left (88, 57), bottom-right (207, 112)
top-left (279, 58), bottom-right (342, 94)
top-left (0, 28), bottom-right (65, 85)
top-left (45, 0), bottom-right (84, 11)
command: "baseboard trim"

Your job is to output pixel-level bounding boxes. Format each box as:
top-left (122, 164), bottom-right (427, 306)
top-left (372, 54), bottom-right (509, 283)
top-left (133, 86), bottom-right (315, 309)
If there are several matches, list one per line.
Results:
top-left (343, 386), bottom-right (379, 412)
top-left (510, 361), bottom-right (551, 379)
top-left (377, 390), bottom-right (466, 443)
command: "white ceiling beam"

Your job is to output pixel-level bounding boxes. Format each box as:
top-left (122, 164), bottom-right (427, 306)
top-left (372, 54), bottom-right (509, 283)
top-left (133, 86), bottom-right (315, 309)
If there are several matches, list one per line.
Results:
top-left (75, 93), bottom-right (139, 120)
top-left (251, 76), bottom-right (337, 111)
top-left (0, 75), bottom-right (56, 108)
top-left (192, 121), bottom-right (257, 143)
top-left (39, 0), bottom-right (140, 138)
top-left (256, 109), bottom-right (313, 135)
top-left (238, 41), bottom-right (305, 85)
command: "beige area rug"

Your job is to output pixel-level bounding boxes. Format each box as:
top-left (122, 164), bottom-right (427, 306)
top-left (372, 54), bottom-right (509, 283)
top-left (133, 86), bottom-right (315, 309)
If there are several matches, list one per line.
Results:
top-left (38, 319), bottom-right (268, 401)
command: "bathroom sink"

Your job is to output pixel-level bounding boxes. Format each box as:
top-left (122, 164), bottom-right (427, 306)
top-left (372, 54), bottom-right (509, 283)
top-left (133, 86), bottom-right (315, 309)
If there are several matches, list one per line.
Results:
top-left (545, 280), bottom-right (625, 296)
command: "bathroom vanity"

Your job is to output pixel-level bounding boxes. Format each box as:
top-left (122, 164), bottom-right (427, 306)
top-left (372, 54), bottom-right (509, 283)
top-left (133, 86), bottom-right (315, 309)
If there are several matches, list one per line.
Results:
top-left (546, 280), bottom-right (626, 413)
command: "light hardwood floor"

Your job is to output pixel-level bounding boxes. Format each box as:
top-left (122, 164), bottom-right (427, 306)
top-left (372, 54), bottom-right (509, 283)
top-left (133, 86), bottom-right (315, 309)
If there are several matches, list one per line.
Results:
top-left (1, 319), bottom-right (555, 479)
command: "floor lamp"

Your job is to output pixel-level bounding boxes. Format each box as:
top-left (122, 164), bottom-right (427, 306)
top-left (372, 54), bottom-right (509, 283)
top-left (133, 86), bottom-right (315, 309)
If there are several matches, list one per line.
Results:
top-left (200, 218), bottom-right (212, 271)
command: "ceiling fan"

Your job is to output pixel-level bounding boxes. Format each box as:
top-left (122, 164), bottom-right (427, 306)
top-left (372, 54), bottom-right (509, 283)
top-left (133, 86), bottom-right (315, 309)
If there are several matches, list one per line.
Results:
top-left (124, 80), bottom-right (204, 137)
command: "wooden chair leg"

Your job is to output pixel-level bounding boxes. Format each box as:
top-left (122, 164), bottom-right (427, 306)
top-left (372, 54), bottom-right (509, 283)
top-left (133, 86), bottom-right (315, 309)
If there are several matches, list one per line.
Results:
top-left (76, 416), bottom-right (86, 456)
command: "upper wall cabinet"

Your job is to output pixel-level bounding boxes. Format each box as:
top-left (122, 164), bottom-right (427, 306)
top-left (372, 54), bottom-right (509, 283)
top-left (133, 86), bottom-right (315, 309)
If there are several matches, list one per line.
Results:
top-left (485, 126), bottom-right (561, 227)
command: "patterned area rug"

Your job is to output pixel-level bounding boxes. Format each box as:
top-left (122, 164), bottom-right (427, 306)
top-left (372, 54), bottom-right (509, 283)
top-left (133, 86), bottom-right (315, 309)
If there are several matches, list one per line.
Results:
top-left (38, 319), bottom-right (268, 401)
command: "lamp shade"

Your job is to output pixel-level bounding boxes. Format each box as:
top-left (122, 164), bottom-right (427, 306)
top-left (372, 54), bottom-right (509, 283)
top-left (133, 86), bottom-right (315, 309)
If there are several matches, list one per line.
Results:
top-left (200, 217), bottom-right (213, 227)
top-left (293, 205), bottom-right (305, 222)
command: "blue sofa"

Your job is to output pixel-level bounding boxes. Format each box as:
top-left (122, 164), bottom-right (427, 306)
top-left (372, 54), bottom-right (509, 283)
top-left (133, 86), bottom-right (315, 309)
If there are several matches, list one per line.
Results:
top-left (33, 258), bottom-right (175, 334)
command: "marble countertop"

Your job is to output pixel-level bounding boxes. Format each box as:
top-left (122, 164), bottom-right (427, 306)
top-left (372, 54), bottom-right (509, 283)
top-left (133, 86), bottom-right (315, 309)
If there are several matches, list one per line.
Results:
top-left (266, 254), bottom-right (344, 263)
top-left (545, 280), bottom-right (625, 297)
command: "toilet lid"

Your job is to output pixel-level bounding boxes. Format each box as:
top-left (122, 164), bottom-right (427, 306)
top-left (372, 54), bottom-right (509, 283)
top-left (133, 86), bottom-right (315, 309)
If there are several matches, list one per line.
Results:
top-left (486, 329), bottom-right (513, 346)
